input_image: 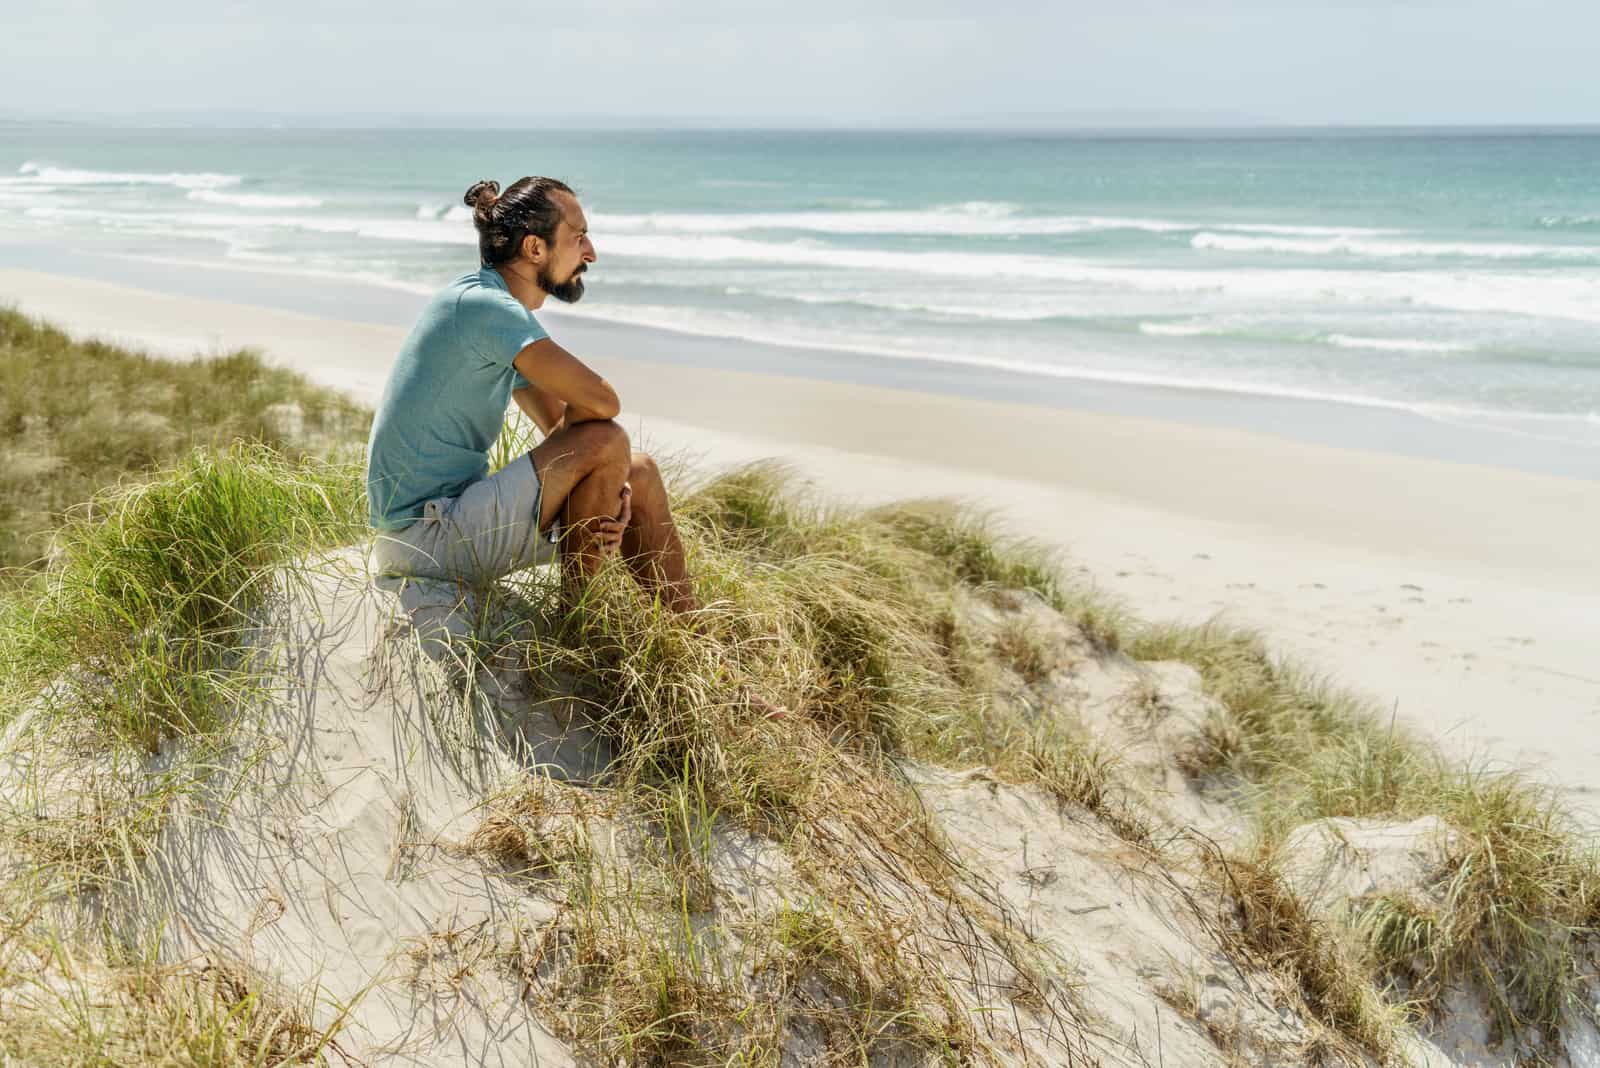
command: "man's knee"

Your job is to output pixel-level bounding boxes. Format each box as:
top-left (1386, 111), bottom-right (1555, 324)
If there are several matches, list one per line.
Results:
top-left (629, 451), bottom-right (661, 485)
top-left (571, 419), bottom-right (631, 471)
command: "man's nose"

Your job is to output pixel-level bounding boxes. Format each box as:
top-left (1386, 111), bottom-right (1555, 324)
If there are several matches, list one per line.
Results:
top-left (582, 236), bottom-right (597, 263)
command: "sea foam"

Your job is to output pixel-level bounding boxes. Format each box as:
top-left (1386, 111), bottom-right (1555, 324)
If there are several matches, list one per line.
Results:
top-left (593, 233), bottom-right (1600, 323)
top-left (1193, 231), bottom-right (1600, 262)
top-left (590, 207), bottom-right (1394, 240)
top-left (544, 300), bottom-right (1599, 444)
top-left (187, 190), bottom-right (324, 209)
top-left (1324, 334), bottom-right (1477, 354)
top-left (23, 199), bottom-right (1600, 326)
top-left (10, 161), bottom-right (241, 190)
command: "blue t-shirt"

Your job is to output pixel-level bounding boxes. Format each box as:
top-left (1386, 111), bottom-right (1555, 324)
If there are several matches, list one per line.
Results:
top-left (366, 267), bottom-right (548, 530)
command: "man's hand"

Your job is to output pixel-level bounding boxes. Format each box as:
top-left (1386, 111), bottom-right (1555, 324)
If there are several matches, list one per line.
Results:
top-left (594, 483), bottom-right (631, 556)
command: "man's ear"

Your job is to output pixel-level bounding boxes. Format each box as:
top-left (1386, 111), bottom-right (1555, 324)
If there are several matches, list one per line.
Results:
top-left (521, 233), bottom-right (544, 262)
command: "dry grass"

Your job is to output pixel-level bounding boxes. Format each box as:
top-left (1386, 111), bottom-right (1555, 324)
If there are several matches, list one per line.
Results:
top-left (3, 319), bottom-right (1599, 1062)
top-left (1200, 839), bottom-right (1402, 1063)
top-left (1133, 621), bottom-right (1600, 1056)
top-left (0, 307), bottom-right (368, 574)
top-left (0, 935), bottom-right (353, 1067)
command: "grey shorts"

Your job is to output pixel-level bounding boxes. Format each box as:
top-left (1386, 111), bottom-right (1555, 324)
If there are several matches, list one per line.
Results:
top-left (370, 453), bottom-right (560, 587)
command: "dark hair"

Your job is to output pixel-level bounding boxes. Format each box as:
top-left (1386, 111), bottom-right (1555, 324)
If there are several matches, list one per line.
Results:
top-left (462, 176), bottom-right (577, 267)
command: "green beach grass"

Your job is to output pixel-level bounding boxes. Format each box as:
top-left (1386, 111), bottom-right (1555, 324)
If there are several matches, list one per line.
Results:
top-left (0, 307), bottom-right (369, 575)
top-left (1, 315), bottom-right (1598, 1063)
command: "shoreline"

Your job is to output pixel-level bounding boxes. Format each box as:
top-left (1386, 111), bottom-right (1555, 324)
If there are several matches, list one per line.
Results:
top-left (5, 238), bottom-right (1598, 482)
top-left (5, 263), bottom-right (1600, 821)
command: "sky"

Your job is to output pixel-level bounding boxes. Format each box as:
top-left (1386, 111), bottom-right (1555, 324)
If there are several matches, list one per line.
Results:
top-left (4, 0), bottom-right (1597, 127)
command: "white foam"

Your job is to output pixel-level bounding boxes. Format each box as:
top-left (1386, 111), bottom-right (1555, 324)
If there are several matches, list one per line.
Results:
top-left (721, 285), bottom-right (1100, 322)
top-left (22, 200), bottom-right (1600, 326)
top-left (187, 189), bottom-right (324, 209)
top-left (543, 300), bottom-right (1600, 443)
top-left (19, 204), bottom-right (476, 247)
top-left (1138, 320), bottom-right (1234, 338)
top-left (591, 207), bottom-right (1396, 239)
top-left (593, 233), bottom-right (1600, 324)
top-left (1539, 214), bottom-right (1600, 230)
top-left (1193, 231), bottom-right (1600, 262)
top-left (414, 203), bottom-right (473, 223)
top-left (65, 240), bottom-right (1596, 448)
top-left (1324, 334), bottom-right (1477, 354)
top-left (9, 161), bottom-right (241, 190)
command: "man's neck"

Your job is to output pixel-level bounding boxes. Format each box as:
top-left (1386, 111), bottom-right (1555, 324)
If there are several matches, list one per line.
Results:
top-left (494, 263), bottom-right (548, 310)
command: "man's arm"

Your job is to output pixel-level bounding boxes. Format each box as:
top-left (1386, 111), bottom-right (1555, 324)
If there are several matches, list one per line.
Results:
top-left (511, 337), bottom-right (620, 427)
top-left (511, 380), bottom-right (567, 436)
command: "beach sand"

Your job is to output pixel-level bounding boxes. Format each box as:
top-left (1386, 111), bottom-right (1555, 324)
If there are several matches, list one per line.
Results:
top-left (5, 265), bottom-right (1598, 819)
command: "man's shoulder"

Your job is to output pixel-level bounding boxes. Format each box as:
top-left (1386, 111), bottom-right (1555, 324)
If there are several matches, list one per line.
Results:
top-left (453, 271), bottom-right (532, 324)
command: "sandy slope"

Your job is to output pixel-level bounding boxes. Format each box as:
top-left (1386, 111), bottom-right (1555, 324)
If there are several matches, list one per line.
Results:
top-left (8, 545), bottom-right (1535, 1064)
top-left (3, 267), bottom-right (1597, 822)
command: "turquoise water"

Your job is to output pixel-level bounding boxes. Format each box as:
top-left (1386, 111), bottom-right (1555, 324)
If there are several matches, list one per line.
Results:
top-left (3, 126), bottom-right (1599, 447)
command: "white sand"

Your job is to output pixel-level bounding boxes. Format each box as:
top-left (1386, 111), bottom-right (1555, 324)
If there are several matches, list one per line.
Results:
top-left (6, 266), bottom-right (1598, 819)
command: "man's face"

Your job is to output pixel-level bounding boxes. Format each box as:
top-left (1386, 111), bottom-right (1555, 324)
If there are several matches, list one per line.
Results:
top-left (538, 194), bottom-right (596, 304)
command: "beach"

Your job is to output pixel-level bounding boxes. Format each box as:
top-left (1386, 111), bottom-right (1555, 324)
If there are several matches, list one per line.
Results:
top-left (5, 262), bottom-right (1597, 820)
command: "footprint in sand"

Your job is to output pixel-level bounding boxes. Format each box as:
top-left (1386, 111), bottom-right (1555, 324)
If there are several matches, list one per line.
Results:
top-left (1225, 582), bottom-right (1255, 590)
top-left (1449, 596), bottom-right (1472, 605)
top-left (1400, 583), bottom-right (1424, 592)
top-left (1193, 553), bottom-right (1212, 561)
top-left (1404, 596), bottom-right (1425, 604)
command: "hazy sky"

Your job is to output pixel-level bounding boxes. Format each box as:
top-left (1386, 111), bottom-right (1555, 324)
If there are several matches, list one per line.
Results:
top-left (5, 0), bottom-right (1596, 126)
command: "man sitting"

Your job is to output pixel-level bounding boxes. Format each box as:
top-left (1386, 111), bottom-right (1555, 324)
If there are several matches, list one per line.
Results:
top-left (366, 176), bottom-right (695, 658)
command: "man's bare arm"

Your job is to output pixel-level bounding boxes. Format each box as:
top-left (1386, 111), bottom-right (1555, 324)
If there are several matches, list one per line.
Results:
top-left (511, 337), bottom-right (620, 425)
top-left (510, 381), bottom-right (566, 436)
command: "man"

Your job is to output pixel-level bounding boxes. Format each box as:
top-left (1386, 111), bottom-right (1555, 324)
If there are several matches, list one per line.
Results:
top-left (366, 176), bottom-right (697, 659)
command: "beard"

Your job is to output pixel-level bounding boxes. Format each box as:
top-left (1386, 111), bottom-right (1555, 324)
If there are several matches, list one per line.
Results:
top-left (540, 263), bottom-right (586, 304)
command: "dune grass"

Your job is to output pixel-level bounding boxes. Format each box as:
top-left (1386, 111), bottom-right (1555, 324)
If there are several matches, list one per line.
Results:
top-left (0, 307), bottom-right (369, 574)
top-left (0, 446), bottom-right (367, 973)
top-left (1, 317), bottom-right (1598, 1061)
top-left (0, 444), bottom-right (367, 751)
top-left (0, 938), bottom-right (351, 1068)
top-left (418, 440), bottom-right (1110, 1059)
top-left (1131, 621), bottom-right (1600, 1056)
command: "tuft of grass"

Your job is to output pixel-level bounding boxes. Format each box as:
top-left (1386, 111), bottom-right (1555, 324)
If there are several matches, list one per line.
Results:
top-left (1357, 772), bottom-right (1600, 1051)
top-left (1205, 841), bottom-right (1402, 1062)
top-left (0, 307), bottom-right (369, 574)
top-left (0, 444), bottom-right (366, 750)
top-left (466, 777), bottom-right (599, 885)
top-left (0, 445), bottom-right (365, 905)
top-left (1133, 619), bottom-right (1600, 1054)
top-left (0, 935), bottom-right (353, 1067)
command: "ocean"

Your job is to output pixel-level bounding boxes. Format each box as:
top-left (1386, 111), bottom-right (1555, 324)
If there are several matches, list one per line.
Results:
top-left (3, 125), bottom-right (1599, 451)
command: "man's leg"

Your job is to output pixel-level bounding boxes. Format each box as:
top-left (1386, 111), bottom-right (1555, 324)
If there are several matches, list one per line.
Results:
top-left (528, 420), bottom-right (634, 613)
top-left (617, 451), bottom-right (696, 614)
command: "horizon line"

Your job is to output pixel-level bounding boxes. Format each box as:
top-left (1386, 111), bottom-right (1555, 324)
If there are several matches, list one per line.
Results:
top-left (5, 112), bottom-right (1600, 133)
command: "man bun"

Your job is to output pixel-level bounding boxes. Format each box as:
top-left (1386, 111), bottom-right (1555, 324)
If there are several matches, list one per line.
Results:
top-left (463, 179), bottom-right (500, 216)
